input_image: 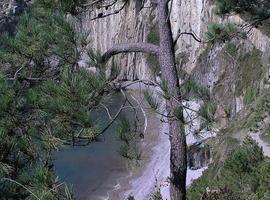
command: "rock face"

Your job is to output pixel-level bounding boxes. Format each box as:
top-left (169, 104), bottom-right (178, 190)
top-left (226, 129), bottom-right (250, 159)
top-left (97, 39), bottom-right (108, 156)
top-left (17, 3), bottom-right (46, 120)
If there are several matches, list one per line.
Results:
top-left (75, 0), bottom-right (157, 80)
top-left (188, 144), bottom-right (211, 169)
top-left (171, 0), bottom-right (213, 73)
top-left (77, 0), bottom-right (270, 118)
top-left (76, 0), bottom-right (214, 79)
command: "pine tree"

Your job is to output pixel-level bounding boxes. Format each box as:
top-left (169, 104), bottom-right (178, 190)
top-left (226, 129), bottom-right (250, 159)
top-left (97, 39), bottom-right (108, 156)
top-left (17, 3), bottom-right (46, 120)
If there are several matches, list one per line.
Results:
top-left (0, 0), bottom-right (109, 199)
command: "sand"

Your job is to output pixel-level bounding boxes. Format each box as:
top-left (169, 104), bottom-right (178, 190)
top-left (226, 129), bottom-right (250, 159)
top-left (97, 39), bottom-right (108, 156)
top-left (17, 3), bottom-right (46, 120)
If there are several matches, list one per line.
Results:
top-left (106, 82), bottom-right (213, 200)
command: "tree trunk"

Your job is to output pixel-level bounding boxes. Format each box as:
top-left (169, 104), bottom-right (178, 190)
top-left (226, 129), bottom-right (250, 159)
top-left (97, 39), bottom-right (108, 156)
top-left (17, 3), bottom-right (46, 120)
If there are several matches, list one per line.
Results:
top-left (157, 1), bottom-right (187, 199)
top-left (100, 1), bottom-right (188, 198)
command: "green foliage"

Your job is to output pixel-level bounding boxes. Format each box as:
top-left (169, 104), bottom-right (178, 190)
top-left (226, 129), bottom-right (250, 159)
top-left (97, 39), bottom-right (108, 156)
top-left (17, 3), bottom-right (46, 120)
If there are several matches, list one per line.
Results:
top-left (225, 42), bottom-right (238, 56)
top-left (58, 0), bottom-right (86, 14)
top-left (200, 187), bottom-right (240, 200)
top-left (127, 195), bottom-right (135, 200)
top-left (146, 26), bottom-right (160, 76)
top-left (30, 69), bottom-right (105, 142)
top-left (146, 28), bottom-right (160, 45)
top-left (223, 137), bottom-right (263, 174)
top-left (252, 160), bottom-right (270, 199)
top-left (0, 0), bottom-right (80, 80)
top-left (234, 48), bottom-right (264, 96)
top-left (117, 117), bottom-right (131, 143)
top-left (215, 0), bottom-right (270, 35)
top-left (160, 79), bottom-right (170, 100)
top-left (199, 101), bottom-right (217, 128)
top-left (206, 23), bottom-right (242, 43)
top-left (173, 106), bottom-right (184, 121)
top-left (188, 137), bottom-right (269, 200)
top-left (181, 79), bottom-right (210, 101)
top-left (215, 0), bottom-right (253, 15)
top-left (0, 0), bottom-right (108, 199)
top-left (245, 115), bottom-right (263, 131)
top-left (146, 54), bottom-right (160, 76)
top-left (149, 189), bottom-right (163, 200)
top-left (37, 0), bottom-right (86, 14)
top-left (144, 90), bottom-right (160, 111)
top-left (242, 92), bottom-right (270, 133)
top-left (244, 85), bottom-right (258, 105)
top-left (110, 62), bottom-right (121, 80)
top-left (215, 0), bottom-right (270, 17)
top-left (117, 118), bottom-right (141, 160)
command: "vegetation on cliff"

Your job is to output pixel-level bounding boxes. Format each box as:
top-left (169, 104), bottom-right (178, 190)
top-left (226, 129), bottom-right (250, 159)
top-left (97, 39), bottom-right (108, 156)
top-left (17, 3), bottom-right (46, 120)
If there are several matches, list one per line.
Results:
top-left (0, 0), bottom-right (270, 199)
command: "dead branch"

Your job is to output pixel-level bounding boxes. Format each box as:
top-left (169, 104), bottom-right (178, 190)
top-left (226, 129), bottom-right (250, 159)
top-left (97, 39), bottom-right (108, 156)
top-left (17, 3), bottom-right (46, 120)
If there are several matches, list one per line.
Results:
top-left (90, 0), bottom-right (128, 20)
top-left (100, 103), bottom-right (113, 120)
top-left (94, 89), bottom-right (127, 138)
top-left (174, 30), bottom-right (202, 47)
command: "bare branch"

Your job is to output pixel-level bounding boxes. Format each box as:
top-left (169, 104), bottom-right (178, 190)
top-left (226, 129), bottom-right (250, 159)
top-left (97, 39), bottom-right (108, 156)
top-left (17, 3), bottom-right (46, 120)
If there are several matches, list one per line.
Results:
top-left (95, 89), bottom-right (127, 137)
top-left (100, 103), bottom-right (113, 120)
top-left (97, 0), bottom-right (118, 9)
top-left (101, 42), bottom-right (160, 63)
top-left (174, 31), bottom-right (202, 47)
top-left (120, 79), bottom-right (158, 89)
top-left (129, 94), bottom-right (147, 134)
top-left (90, 0), bottom-right (128, 20)
top-left (83, 0), bottom-right (104, 7)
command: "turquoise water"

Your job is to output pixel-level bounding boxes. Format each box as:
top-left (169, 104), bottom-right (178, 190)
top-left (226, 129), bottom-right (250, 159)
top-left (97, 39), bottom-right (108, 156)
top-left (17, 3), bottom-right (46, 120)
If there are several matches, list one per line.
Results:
top-left (54, 92), bottom-right (140, 199)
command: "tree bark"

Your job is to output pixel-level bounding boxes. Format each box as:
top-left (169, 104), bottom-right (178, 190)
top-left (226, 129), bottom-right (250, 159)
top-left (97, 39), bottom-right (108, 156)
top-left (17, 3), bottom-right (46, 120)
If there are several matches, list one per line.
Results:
top-left (157, 0), bottom-right (187, 199)
top-left (101, 1), bottom-right (187, 199)
top-left (101, 42), bottom-right (159, 62)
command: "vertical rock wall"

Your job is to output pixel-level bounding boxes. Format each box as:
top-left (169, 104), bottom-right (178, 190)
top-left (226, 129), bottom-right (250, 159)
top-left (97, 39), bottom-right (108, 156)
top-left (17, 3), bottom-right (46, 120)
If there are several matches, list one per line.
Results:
top-left (75, 0), bottom-right (157, 80)
top-left (77, 0), bottom-right (270, 117)
top-left (76, 0), bottom-right (216, 80)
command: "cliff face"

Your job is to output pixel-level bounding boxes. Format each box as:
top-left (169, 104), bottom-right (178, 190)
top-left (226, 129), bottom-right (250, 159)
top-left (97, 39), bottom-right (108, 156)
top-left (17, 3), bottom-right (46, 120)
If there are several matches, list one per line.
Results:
top-left (75, 0), bottom-right (157, 80)
top-left (78, 0), bottom-right (270, 119)
top-left (76, 0), bottom-right (213, 80)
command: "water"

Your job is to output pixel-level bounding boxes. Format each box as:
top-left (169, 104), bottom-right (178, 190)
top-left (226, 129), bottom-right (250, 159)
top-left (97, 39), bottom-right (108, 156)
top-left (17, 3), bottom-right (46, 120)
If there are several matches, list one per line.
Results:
top-left (54, 92), bottom-right (140, 199)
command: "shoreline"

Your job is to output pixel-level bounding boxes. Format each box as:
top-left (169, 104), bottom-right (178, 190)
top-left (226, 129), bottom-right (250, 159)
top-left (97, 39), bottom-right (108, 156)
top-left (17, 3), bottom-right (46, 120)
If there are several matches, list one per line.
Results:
top-left (122, 87), bottom-right (171, 200)
top-left (107, 82), bottom-right (171, 200)
top-left (106, 82), bottom-right (213, 200)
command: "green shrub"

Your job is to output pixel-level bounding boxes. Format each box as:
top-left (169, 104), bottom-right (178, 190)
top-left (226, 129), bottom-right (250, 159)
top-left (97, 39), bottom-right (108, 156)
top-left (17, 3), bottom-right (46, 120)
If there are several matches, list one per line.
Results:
top-left (181, 79), bottom-right (210, 100)
top-left (244, 85), bottom-right (258, 105)
top-left (117, 118), bottom-right (141, 160)
top-left (200, 187), bottom-right (240, 200)
top-left (146, 26), bottom-right (160, 75)
top-left (150, 189), bottom-right (163, 200)
top-left (199, 100), bottom-right (217, 127)
top-left (215, 0), bottom-right (254, 15)
top-left (215, 0), bottom-right (270, 35)
top-left (127, 195), bottom-right (135, 200)
top-left (188, 137), bottom-right (268, 200)
top-left (206, 23), bottom-right (241, 43)
top-left (215, 0), bottom-right (270, 17)
top-left (225, 42), bottom-right (238, 56)
top-left (244, 115), bottom-right (262, 131)
top-left (146, 30), bottom-right (160, 45)
top-left (146, 54), bottom-right (160, 76)
top-left (223, 137), bottom-right (263, 174)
